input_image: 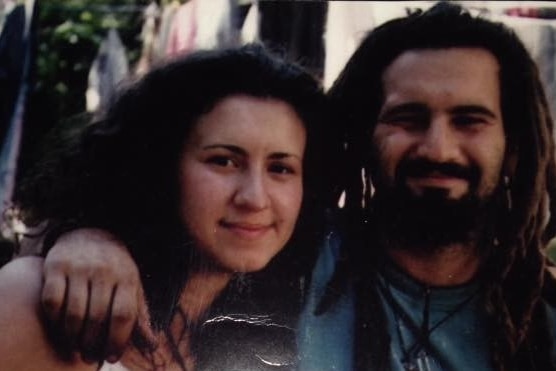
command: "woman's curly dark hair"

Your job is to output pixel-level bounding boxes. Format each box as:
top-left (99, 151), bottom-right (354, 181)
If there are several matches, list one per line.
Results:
top-left (16, 44), bottom-right (334, 368)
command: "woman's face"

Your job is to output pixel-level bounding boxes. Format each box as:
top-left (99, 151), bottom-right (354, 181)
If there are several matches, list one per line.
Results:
top-left (179, 94), bottom-right (306, 273)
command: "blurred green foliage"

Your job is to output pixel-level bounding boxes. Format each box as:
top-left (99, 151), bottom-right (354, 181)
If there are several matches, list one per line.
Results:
top-left (34, 0), bottom-right (148, 119)
top-left (20, 0), bottom-right (148, 176)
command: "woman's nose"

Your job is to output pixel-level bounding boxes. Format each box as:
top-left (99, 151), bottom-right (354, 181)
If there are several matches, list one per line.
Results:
top-left (232, 170), bottom-right (270, 210)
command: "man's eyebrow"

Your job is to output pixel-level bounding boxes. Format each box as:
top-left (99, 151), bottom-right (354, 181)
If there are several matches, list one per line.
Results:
top-left (378, 102), bottom-right (428, 119)
top-left (379, 103), bottom-right (498, 120)
top-left (450, 105), bottom-right (498, 119)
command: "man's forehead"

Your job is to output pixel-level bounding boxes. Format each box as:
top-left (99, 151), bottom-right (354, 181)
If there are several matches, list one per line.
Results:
top-left (379, 48), bottom-right (501, 107)
top-left (383, 47), bottom-right (499, 76)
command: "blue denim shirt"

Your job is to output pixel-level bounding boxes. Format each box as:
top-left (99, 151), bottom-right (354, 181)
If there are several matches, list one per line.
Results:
top-left (297, 231), bottom-right (556, 371)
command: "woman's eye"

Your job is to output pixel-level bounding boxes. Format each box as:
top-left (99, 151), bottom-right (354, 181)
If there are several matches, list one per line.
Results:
top-left (207, 156), bottom-right (236, 167)
top-left (268, 163), bottom-right (295, 175)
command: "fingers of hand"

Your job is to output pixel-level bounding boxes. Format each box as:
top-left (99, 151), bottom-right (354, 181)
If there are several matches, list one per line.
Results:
top-left (41, 270), bottom-right (67, 323)
top-left (104, 287), bottom-right (137, 363)
top-left (62, 277), bottom-right (90, 349)
top-left (79, 280), bottom-right (113, 363)
top-left (41, 228), bottom-right (143, 363)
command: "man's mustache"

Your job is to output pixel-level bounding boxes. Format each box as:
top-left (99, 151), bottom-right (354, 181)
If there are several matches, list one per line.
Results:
top-left (396, 158), bottom-right (479, 182)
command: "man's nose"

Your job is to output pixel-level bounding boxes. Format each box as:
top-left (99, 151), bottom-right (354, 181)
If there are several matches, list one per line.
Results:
top-left (233, 170), bottom-right (270, 210)
top-left (415, 116), bottom-right (460, 163)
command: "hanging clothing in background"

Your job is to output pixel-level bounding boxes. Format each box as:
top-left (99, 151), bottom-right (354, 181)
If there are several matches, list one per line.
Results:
top-left (195, 0), bottom-right (238, 50)
top-left (323, 1), bottom-right (422, 88)
top-left (0, 0), bottom-right (36, 238)
top-left (141, 0), bottom-right (326, 80)
top-left (86, 28), bottom-right (129, 113)
top-left (323, 2), bottom-right (556, 118)
top-left (491, 15), bottom-right (556, 118)
top-left (324, 2), bottom-right (377, 89)
top-left (235, 0), bottom-right (252, 32)
top-left (505, 6), bottom-right (556, 20)
top-left (0, 4), bottom-right (25, 146)
top-left (154, 0), bottom-right (180, 61)
top-left (239, 0), bottom-right (258, 45)
top-left (134, 0), bottom-right (181, 73)
top-left (135, 2), bottom-right (160, 75)
top-left (258, 0), bottom-right (327, 79)
top-left (165, 0), bottom-right (239, 59)
top-left (0, 0), bottom-right (16, 35)
top-left (166, 0), bottom-right (197, 57)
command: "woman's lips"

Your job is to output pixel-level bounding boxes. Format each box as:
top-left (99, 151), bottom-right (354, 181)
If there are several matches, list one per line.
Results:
top-left (219, 221), bottom-right (273, 239)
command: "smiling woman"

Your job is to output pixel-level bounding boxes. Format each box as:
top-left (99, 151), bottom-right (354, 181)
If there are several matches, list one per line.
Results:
top-left (0, 45), bottom-right (331, 370)
top-left (180, 95), bottom-right (306, 274)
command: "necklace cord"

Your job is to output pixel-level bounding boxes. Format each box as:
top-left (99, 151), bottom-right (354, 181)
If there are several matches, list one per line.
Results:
top-left (377, 276), bottom-right (479, 363)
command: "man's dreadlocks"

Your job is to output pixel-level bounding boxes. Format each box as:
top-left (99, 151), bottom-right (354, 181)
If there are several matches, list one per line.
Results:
top-left (327, 3), bottom-right (556, 370)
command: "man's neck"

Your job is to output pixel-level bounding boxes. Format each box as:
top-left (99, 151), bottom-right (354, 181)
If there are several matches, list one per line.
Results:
top-left (386, 242), bottom-right (481, 287)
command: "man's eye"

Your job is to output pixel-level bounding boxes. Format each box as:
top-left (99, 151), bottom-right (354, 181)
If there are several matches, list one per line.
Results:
top-left (207, 156), bottom-right (236, 167)
top-left (453, 115), bottom-right (485, 126)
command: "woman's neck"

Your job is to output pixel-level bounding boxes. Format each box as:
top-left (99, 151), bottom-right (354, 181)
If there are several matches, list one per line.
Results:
top-left (120, 267), bottom-right (234, 370)
top-left (178, 269), bottom-right (233, 322)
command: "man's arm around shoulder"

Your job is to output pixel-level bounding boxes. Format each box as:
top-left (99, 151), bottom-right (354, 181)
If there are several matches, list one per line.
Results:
top-left (0, 256), bottom-right (96, 371)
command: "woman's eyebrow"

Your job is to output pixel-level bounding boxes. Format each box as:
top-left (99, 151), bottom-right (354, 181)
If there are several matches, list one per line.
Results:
top-left (203, 145), bottom-right (302, 160)
top-left (202, 144), bottom-right (246, 156)
top-left (269, 152), bottom-right (302, 160)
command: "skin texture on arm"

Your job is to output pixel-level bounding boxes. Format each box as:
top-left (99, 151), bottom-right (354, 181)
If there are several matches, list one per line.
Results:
top-left (0, 256), bottom-right (96, 371)
top-left (42, 228), bottom-right (155, 363)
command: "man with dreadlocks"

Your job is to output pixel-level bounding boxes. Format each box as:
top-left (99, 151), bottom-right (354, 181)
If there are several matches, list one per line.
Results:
top-left (298, 2), bottom-right (556, 371)
top-left (20, 2), bottom-right (556, 371)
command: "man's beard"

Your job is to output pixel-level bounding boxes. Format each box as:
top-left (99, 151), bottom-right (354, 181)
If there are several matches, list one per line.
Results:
top-left (370, 158), bottom-right (499, 252)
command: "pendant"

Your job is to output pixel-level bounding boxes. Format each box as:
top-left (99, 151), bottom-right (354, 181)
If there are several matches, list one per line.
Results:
top-left (403, 350), bottom-right (433, 371)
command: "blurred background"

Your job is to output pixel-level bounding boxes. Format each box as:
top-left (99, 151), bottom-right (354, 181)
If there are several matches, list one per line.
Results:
top-left (1, 0), bottom-right (556, 264)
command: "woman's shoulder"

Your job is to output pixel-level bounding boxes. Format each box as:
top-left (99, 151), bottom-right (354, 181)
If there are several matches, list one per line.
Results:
top-left (0, 256), bottom-right (45, 313)
top-left (0, 256), bottom-right (96, 371)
